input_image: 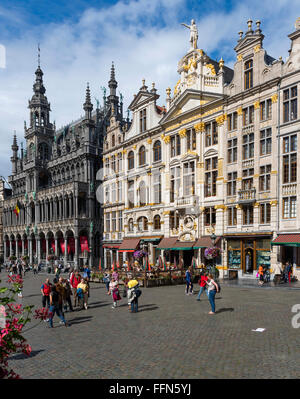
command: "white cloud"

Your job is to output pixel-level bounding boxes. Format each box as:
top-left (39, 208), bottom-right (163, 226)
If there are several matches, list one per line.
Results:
top-left (0, 0), bottom-right (300, 179)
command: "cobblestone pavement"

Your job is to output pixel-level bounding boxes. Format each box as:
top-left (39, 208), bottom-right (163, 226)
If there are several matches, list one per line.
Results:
top-left (4, 272), bottom-right (300, 379)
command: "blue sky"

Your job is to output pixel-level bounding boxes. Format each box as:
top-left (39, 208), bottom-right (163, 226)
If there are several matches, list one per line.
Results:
top-left (0, 0), bottom-right (300, 178)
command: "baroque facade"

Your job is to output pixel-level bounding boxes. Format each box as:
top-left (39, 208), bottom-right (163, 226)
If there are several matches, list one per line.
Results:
top-left (101, 18), bottom-right (300, 279)
top-left (2, 62), bottom-right (127, 268)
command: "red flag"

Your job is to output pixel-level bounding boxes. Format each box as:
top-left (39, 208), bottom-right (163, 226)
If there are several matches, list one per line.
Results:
top-left (50, 239), bottom-right (55, 253)
top-left (80, 236), bottom-right (90, 252)
top-left (68, 237), bottom-right (75, 254)
top-left (59, 238), bottom-right (65, 254)
top-left (127, 261), bottom-right (130, 272)
top-left (99, 258), bottom-right (102, 271)
top-left (148, 257), bottom-right (151, 271)
top-left (117, 261), bottom-right (119, 269)
top-left (112, 262), bottom-right (114, 271)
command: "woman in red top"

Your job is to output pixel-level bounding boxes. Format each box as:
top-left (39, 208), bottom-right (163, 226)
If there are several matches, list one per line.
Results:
top-left (196, 272), bottom-right (209, 301)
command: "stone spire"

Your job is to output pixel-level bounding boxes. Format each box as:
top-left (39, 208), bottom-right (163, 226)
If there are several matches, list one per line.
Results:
top-left (108, 62), bottom-right (117, 97)
top-left (83, 83), bottom-right (93, 120)
top-left (11, 132), bottom-right (19, 175)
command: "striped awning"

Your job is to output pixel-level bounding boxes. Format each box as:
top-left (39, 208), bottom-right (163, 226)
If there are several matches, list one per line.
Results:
top-left (118, 238), bottom-right (140, 252)
top-left (271, 234), bottom-right (300, 247)
top-left (103, 244), bottom-right (120, 249)
top-left (193, 236), bottom-right (221, 249)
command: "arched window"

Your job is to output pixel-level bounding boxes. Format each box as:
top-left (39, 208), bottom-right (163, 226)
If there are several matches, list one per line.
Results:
top-left (137, 216), bottom-right (148, 231)
top-left (112, 135), bottom-right (115, 147)
top-left (128, 151), bottom-right (134, 170)
top-left (139, 146), bottom-right (146, 166)
top-left (38, 143), bottom-right (49, 160)
top-left (139, 181), bottom-right (147, 206)
top-left (153, 140), bottom-right (161, 162)
top-left (118, 135), bottom-right (122, 144)
top-left (128, 218), bottom-right (134, 232)
top-left (153, 215), bottom-right (161, 230)
top-left (34, 112), bottom-right (39, 126)
top-left (41, 113), bottom-right (45, 127)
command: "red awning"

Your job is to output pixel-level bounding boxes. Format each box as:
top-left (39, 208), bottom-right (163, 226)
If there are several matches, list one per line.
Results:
top-left (193, 236), bottom-right (221, 249)
top-left (157, 237), bottom-right (177, 249)
top-left (271, 234), bottom-right (300, 247)
top-left (103, 245), bottom-right (120, 249)
top-left (118, 239), bottom-right (140, 252)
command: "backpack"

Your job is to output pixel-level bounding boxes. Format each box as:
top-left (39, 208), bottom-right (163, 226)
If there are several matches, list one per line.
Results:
top-left (135, 288), bottom-right (142, 298)
top-left (215, 281), bottom-right (221, 293)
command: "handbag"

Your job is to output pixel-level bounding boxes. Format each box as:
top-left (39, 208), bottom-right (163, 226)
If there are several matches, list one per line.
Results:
top-left (112, 288), bottom-right (121, 301)
top-left (256, 272), bottom-right (259, 278)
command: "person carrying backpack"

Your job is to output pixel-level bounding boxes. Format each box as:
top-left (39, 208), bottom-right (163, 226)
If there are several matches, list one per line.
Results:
top-left (206, 273), bottom-right (219, 315)
top-left (127, 278), bottom-right (141, 313)
top-left (108, 277), bottom-right (121, 309)
top-left (185, 267), bottom-right (193, 295)
top-left (41, 278), bottom-right (52, 308)
top-left (70, 271), bottom-right (81, 308)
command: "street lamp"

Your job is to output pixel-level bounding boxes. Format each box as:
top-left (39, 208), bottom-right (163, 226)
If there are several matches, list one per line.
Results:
top-left (211, 232), bottom-right (216, 247)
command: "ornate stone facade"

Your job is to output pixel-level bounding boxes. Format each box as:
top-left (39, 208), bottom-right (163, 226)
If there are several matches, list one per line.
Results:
top-left (2, 63), bottom-right (127, 269)
top-left (101, 18), bottom-right (300, 279)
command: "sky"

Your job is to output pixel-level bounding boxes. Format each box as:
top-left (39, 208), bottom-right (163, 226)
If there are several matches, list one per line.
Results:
top-left (0, 0), bottom-right (300, 180)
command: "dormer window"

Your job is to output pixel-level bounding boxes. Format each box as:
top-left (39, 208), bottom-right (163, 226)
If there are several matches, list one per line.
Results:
top-left (244, 60), bottom-right (253, 90)
top-left (139, 108), bottom-right (147, 133)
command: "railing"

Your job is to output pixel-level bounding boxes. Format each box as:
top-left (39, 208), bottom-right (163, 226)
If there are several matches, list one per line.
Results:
top-left (242, 124), bottom-right (254, 134)
top-left (176, 196), bottom-right (196, 207)
top-left (204, 76), bottom-right (219, 86)
top-left (238, 188), bottom-right (256, 202)
top-left (282, 183), bottom-right (297, 195)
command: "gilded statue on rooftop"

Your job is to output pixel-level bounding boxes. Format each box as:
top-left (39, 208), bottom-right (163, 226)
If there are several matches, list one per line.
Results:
top-left (181, 19), bottom-right (198, 50)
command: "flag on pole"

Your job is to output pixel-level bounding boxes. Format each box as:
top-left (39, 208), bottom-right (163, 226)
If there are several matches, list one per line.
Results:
top-left (148, 258), bottom-right (151, 271)
top-left (98, 258), bottom-right (102, 271)
top-left (117, 261), bottom-right (119, 269)
top-left (127, 261), bottom-right (130, 272)
top-left (112, 262), bottom-right (114, 271)
top-left (13, 202), bottom-right (20, 217)
top-left (174, 256), bottom-right (177, 269)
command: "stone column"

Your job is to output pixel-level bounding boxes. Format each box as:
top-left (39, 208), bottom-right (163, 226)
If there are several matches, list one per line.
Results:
top-left (36, 237), bottom-right (41, 264)
top-left (46, 237), bottom-right (49, 264)
top-left (64, 237), bottom-right (68, 266)
top-left (75, 236), bottom-right (79, 269)
top-left (75, 195), bottom-right (79, 218)
top-left (16, 240), bottom-right (19, 259)
top-left (89, 234), bottom-right (93, 268)
top-left (9, 239), bottom-right (12, 257)
top-left (28, 238), bottom-right (33, 264)
top-left (4, 240), bottom-right (7, 260)
top-left (55, 237), bottom-right (59, 257)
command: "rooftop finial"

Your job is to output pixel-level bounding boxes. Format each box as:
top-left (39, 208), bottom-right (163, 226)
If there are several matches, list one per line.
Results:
top-left (247, 19), bottom-right (253, 31)
top-left (38, 43), bottom-right (40, 67)
top-left (255, 20), bottom-right (261, 34)
top-left (238, 31), bottom-right (243, 40)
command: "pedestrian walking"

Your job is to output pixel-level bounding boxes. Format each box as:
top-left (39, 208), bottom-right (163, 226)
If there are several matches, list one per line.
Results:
top-left (206, 274), bottom-right (219, 315)
top-left (127, 277), bottom-right (141, 313)
top-left (61, 278), bottom-right (73, 312)
top-left (258, 264), bottom-right (264, 285)
top-left (103, 271), bottom-right (111, 294)
top-left (112, 270), bottom-right (119, 282)
top-left (185, 267), bottom-right (193, 295)
top-left (196, 272), bottom-right (208, 301)
top-left (17, 261), bottom-right (23, 278)
top-left (77, 278), bottom-right (89, 310)
top-left (48, 286), bottom-right (69, 328)
top-left (285, 261), bottom-right (292, 283)
top-left (108, 277), bottom-right (120, 309)
top-left (70, 270), bottom-right (81, 308)
top-left (83, 266), bottom-right (91, 297)
top-left (41, 278), bottom-right (52, 308)
top-left (54, 277), bottom-right (66, 317)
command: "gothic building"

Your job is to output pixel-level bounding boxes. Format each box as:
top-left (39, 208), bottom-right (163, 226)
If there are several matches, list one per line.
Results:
top-left (2, 61), bottom-right (127, 268)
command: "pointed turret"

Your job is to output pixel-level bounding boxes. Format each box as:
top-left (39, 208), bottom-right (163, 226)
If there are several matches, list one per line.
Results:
top-left (83, 83), bottom-right (93, 120)
top-left (11, 132), bottom-right (19, 175)
top-left (108, 62), bottom-right (117, 97)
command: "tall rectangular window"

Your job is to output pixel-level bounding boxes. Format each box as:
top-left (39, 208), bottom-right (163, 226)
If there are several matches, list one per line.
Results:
top-left (204, 207), bottom-right (216, 226)
top-left (153, 171), bottom-right (161, 204)
top-left (105, 212), bottom-right (110, 232)
top-left (227, 172), bottom-right (237, 196)
top-left (112, 211), bottom-right (117, 232)
top-left (170, 211), bottom-right (179, 230)
top-left (227, 112), bottom-right (238, 131)
top-left (228, 138), bottom-right (237, 163)
top-left (242, 133), bottom-right (254, 159)
top-left (171, 134), bottom-right (181, 157)
top-left (283, 197), bottom-right (297, 219)
top-left (243, 205), bottom-right (253, 225)
top-left (283, 86), bottom-right (297, 123)
top-left (260, 128), bottom-right (272, 155)
top-left (260, 99), bottom-right (272, 121)
top-left (242, 168), bottom-right (254, 190)
top-left (244, 60), bottom-right (253, 90)
top-left (259, 165), bottom-right (271, 191)
top-left (183, 161), bottom-right (195, 196)
top-left (118, 211), bottom-right (123, 231)
top-left (260, 203), bottom-right (271, 224)
top-left (111, 182), bottom-right (116, 203)
top-left (139, 108), bottom-right (147, 132)
top-left (282, 134), bottom-right (297, 183)
top-left (205, 157), bottom-right (218, 197)
top-left (128, 181), bottom-right (134, 209)
top-left (243, 106), bottom-right (254, 126)
top-left (228, 207), bottom-right (237, 226)
top-left (118, 181), bottom-right (122, 202)
top-left (205, 121), bottom-right (218, 147)
top-left (186, 129), bottom-right (196, 151)
top-left (170, 166), bottom-right (181, 203)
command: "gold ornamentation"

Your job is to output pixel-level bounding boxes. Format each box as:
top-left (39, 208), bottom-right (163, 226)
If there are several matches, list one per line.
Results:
top-left (237, 107), bottom-right (243, 116)
top-left (219, 57), bottom-right (224, 69)
top-left (147, 138), bottom-right (152, 144)
top-left (215, 204), bottom-right (226, 210)
top-left (174, 79), bottom-right (181, 95)
top-left (254, 202), bottom-right (260, 208)
top-left (163, 135), bottom-right (170, 144)
top-left (122, 149), bottom-right (127, 154)
top-left (254, 101), bottom-right (260, 109)
top-left (215, 114), bottom-right (227, 126)
top-left (179, 128), bottom-right (187, 138)
top-left (206, 63), bottom-right (216, 76)
top-left (271, 170), bottom-right (277, 175)
top-left (133, 145), bottom-right (137, 150)
top-left (163, 210), bottom-right (170, 215)
top-left (237, 54), bottom-right (243, 62)
top-left (194, 122), bottom-right (205, 132)
top-left (270, 200), bottom-right (278, 206)
top-left (254, 44), bottom-right (261, 53)
top-left (197, 49), bottom-right (204, 56)
top-left (236, 204), bottom-right (242, 209)
top-left (161, 133), bottom-right (165, 140)
top-left (166, 87), bottom-right (171, 97)
top-left (271, 94), bottom-right (278, 103)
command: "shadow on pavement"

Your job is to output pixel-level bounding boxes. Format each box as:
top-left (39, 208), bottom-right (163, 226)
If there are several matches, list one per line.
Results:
top-left (9, 349), bottom-right (45, 360)
top-left (216, 308), bottom-right (234, 313)
top-left (68, 316), bottom-right (93, 325)
top-left (138, 306), bottom-right (159, 312)
top-left (88, 302), bottom-right (111, 309)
